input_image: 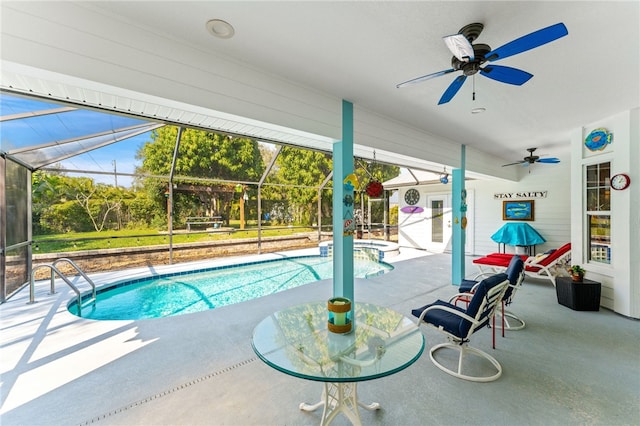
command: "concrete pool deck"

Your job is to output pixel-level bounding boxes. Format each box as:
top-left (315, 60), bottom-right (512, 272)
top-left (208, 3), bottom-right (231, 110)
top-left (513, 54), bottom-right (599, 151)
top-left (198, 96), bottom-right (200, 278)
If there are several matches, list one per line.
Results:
top-left (1, 247), bottom-right (638, 425)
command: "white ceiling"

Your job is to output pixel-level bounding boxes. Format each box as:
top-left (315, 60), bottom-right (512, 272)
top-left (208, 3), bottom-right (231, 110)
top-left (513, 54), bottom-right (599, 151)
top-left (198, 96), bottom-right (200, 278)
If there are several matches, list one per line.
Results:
top-left (2, 1), bottom-right (639, 171)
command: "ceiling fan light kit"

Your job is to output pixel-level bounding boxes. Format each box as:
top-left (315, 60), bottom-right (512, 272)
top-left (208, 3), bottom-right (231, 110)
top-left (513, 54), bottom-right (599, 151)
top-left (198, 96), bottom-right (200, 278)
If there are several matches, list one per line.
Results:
top-left (443, 33), bottom-right (475, 62)
top-left (397, 22), bottom-right (569, 104)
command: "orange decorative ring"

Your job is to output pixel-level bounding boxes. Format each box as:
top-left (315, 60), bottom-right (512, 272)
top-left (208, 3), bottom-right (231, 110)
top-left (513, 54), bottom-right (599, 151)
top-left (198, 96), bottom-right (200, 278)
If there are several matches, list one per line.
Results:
top-left (327, 297), bottom-right (352, 333)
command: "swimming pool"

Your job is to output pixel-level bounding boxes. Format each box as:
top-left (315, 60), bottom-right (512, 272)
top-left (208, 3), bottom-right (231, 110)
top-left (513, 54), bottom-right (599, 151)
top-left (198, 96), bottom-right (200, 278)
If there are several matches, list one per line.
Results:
top-left (68, 255), bottom-right (392, 320)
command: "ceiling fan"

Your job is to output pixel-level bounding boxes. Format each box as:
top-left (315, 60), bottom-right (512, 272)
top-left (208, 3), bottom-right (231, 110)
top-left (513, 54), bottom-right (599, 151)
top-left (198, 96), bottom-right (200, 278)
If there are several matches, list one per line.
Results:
top-left (502, 148), bottom-right (560, 167)
top-left (396, 22), bottom-right (568, 104)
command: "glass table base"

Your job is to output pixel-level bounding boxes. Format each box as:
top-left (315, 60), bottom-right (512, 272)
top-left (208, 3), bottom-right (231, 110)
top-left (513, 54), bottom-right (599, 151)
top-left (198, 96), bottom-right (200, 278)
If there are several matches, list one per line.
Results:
top-left (300, 381), bottom-right (380, 426)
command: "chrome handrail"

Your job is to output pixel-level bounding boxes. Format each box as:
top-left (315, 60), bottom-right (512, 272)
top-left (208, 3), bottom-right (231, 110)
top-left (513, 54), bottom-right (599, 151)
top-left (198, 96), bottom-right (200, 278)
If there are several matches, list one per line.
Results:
top-left (29, 258), bottom-right (97, 316)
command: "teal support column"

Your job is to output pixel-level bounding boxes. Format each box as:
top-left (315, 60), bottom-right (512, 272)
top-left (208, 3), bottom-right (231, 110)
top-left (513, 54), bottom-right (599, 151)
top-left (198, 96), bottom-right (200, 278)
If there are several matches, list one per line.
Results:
top-left (333, 100), bottom-right (355, 322)
top-left (452, 145), bottom-right (467, 285)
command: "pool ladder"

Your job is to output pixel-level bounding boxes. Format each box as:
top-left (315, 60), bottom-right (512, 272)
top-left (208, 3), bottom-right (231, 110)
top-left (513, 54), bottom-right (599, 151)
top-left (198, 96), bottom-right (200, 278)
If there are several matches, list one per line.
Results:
top-left (29, 258), bottom-right (97, 316)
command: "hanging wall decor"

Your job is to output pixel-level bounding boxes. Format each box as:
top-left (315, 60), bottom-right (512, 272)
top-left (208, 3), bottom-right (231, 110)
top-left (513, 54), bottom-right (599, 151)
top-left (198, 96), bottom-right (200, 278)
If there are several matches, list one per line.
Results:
top-left (343, 173), bottom-right (358, 191)
top-left (401, 206), bottom-right (424, 214)
top-left (502, 200), bottom-right (535, 221)
top-left (584, 128), bottom-right (612, 151)
top-left (342, 174), bottom-right (357, 236)
top-left (343, 210), bottom-right (355, 236)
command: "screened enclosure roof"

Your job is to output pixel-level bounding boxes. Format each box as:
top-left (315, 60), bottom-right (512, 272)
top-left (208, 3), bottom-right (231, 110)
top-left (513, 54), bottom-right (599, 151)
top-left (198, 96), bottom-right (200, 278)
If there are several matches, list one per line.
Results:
top-left (1, 92), bottom-right (474, 183)
top-left (1, 94), bottom-right (163, 170)
top-left (382, 169), bottom-right (447, 189)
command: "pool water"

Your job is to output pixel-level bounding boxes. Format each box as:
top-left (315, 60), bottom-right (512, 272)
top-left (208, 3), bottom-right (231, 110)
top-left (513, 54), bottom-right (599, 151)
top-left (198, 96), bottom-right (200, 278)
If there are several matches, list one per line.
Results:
top-left (68, 255), bottom-right (392, 320)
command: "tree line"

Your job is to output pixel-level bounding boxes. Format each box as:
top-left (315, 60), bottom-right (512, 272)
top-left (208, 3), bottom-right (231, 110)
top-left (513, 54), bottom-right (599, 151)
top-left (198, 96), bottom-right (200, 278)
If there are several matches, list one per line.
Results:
top-left (32, 126), bottom-right (399, 234)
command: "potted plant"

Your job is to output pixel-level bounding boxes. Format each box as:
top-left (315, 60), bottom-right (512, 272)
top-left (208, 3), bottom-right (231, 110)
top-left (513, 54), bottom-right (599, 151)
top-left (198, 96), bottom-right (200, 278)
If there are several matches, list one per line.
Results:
top-left (568, 265), bottom-right (586, 282)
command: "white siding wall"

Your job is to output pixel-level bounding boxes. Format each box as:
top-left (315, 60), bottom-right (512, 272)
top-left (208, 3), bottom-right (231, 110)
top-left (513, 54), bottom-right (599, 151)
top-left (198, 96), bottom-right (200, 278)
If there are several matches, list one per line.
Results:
top-left (401, 160), bottom-right (571, 256)
top-left (571, 109), bottom-right (639, 317)
top-left (468, 161), bottom-right (571, 255)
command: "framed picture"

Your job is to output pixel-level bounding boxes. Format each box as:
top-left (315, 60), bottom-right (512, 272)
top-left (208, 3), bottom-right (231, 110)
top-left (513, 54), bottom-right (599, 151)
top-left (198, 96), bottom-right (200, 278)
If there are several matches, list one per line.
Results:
top-left (503, 200), bottom-right (535, 221)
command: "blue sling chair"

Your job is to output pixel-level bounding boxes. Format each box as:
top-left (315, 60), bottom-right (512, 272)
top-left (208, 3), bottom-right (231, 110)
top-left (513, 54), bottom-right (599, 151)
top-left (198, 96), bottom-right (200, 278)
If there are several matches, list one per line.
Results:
top-left (456, 254), bottom-right (526, 348)
top-left (412, 273), bottom-right (510, 382)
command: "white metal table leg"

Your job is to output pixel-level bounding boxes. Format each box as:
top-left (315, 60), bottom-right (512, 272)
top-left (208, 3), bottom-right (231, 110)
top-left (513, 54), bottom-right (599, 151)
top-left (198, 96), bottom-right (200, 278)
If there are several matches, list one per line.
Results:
top-left (300, 381), bottom-right (380, 426)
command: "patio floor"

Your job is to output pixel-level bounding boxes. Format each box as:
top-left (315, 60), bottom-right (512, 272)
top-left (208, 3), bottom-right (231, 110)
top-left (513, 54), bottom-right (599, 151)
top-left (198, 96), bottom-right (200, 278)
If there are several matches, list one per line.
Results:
top-left (1, 248), bottom-right (638, 425)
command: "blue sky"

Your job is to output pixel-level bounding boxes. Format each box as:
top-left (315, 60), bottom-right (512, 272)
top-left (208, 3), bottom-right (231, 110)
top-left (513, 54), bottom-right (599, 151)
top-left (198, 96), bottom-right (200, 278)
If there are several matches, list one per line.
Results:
top-left (59, 132), bottom-right (152, 187)
top-left (1, 94), bottom-right (153, 187)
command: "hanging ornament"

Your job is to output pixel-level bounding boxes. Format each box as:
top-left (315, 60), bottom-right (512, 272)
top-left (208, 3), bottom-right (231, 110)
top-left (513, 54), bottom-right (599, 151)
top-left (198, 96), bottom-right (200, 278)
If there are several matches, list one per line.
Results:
top-left (439, 167), bottom-right (449, 184)
top-left (364, 150), bottom-right (384, 197)
top-left (365, 180), bottom-right (384, 198)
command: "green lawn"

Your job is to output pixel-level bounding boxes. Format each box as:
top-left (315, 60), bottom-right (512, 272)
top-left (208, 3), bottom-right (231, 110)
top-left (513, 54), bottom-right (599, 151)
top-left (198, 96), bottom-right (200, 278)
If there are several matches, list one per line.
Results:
top-left (33, 226), bottom-right (316, 253)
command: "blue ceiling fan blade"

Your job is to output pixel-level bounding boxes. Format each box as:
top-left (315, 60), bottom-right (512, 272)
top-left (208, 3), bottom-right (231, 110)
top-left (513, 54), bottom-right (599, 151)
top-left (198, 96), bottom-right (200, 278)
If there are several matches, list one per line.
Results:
top-left (480, 65), bottom-right (533, 85)
top-left (438, 75), bottom-right (467, 105)
top-left (538, 157), bottom-right (560, 163)
top-left (486, 23), bottom-right (568, 62)
top-left (397, 69), bottom-right (456, 88)
top-left (502, 161), bottom-right (526, 167)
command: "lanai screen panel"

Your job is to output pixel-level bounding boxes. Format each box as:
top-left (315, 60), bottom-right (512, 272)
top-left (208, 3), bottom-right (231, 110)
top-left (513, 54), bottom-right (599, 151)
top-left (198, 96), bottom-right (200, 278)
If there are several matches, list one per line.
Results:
top-left (2, 158), bottom-right (30, 299)
top-left (1, 94), bottom-right (153, 169)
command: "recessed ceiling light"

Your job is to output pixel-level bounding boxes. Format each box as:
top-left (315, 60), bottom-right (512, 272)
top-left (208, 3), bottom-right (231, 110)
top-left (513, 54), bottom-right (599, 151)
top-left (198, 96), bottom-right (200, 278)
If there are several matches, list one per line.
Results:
top-left (471, 107), bottom-right (486, 114)
top-left (206, 19), bottom-right (235, 39)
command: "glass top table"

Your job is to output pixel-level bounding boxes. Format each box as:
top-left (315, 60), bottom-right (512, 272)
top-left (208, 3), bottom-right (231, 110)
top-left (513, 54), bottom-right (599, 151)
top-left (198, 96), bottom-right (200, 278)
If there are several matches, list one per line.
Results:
top-left (251, 301), bottom-right (425, 425)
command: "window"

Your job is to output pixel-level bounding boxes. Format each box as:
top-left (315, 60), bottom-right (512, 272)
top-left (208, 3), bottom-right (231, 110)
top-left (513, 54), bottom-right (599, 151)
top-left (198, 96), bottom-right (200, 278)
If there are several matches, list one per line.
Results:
top-left (431, 199), bottom-right (444, 243)
top-left (586, 162), bottom-right (611, 264)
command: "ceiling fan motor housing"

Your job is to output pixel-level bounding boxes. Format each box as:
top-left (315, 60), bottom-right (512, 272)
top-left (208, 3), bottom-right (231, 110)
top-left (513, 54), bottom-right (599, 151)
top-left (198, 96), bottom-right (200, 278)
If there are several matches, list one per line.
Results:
top-left (458, 22), bottom-right (484, 42)
top-left (451, 43), bottom-right (491, 75)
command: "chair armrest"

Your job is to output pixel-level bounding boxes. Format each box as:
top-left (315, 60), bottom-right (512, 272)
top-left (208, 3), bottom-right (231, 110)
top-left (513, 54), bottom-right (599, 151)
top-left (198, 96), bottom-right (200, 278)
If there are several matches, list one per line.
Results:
top-left (448, 292), bottom-right (474, 303)
top-left (416, 303), bottom-right (479, 327)
top-left (471, 272), bottom-right (494, 281)
top-left (523, 256), bottom-right (540, 266)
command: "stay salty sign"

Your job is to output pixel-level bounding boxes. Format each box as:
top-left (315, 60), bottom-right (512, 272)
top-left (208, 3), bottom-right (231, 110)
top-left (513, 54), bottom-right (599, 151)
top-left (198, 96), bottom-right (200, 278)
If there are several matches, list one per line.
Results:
top-left (494, 191), bottom-right (548, 199)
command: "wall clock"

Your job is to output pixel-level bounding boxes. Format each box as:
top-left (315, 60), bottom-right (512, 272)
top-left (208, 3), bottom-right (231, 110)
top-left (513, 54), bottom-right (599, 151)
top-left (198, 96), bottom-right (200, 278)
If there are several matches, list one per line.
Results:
top-left (610, 173), bottom-right (631, 190)
top-left (404, 188), bottom-right (420, 205)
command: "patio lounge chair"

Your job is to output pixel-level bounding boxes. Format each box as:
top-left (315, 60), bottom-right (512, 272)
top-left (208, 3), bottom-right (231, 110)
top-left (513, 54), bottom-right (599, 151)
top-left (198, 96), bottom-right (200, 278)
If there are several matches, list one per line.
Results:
top-left (456, 255), bottom-right (526, 348)
top-left (412, 273), bottom-right (510, 382)
top-left (472, 243), bottom-right (571, 286)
